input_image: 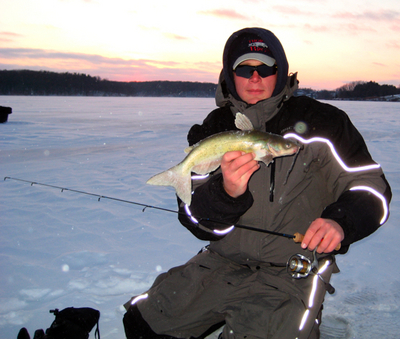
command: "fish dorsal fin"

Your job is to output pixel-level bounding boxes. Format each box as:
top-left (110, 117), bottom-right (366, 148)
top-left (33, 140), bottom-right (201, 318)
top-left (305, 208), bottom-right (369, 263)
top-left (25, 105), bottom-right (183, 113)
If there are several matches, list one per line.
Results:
top-left (235, 113), bottom-right (254, 131)
top-left (184, 146), bottom-right (193, 154)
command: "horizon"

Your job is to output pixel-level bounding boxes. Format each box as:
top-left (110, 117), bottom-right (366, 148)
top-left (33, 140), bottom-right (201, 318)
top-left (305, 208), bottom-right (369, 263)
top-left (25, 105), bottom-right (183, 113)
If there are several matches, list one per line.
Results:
top-left (3, 68), bottom-right (399, 93)
top-left (1, 0), bottom-right (400, 91)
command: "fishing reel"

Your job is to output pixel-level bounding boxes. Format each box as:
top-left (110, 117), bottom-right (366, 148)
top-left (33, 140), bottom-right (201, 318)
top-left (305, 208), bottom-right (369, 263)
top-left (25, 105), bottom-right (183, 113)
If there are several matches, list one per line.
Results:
top-left (287, 253), bottom-right (313, 279)
top-left (287, 248), bottom-right (336, 294)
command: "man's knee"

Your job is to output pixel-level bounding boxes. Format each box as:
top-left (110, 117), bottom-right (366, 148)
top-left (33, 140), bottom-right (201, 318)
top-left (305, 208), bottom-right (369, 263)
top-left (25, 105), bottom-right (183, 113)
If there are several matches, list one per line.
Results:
top-left (123, 303), bottom-right (177, 339)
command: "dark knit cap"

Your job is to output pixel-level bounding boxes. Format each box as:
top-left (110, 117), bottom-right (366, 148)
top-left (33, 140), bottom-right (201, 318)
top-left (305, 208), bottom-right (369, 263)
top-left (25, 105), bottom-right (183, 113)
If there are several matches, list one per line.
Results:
top-left (222, 28), bottom-right (289, 100)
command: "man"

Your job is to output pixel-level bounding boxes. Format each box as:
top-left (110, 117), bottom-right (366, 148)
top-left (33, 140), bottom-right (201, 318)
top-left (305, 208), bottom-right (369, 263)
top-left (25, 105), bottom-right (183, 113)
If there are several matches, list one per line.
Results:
top-left (123, 27), bottom-right (391, 339)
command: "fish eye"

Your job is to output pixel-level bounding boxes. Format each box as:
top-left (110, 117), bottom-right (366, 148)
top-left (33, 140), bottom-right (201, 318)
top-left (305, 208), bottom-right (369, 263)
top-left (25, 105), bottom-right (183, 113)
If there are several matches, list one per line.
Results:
top-left (285, 142), bottom-right (292, 149)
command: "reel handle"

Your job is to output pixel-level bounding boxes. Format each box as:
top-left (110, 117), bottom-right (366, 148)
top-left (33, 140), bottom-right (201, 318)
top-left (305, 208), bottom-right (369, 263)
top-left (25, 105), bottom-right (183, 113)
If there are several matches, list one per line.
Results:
top-left (293, 232), bottom-right (341, 251)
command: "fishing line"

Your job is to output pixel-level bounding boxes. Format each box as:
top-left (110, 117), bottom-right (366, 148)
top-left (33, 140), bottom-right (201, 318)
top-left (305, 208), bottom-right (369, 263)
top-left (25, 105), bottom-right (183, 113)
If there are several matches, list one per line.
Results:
top-left (283, 146), bottom-right (301, 185)
top-left (4, 176), bottom-right (295, 240)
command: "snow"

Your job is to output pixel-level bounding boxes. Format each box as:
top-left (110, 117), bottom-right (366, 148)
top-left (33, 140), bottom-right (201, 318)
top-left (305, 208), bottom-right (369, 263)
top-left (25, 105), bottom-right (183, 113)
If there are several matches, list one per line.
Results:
top-left (1, 96), bottom-right (399, 339)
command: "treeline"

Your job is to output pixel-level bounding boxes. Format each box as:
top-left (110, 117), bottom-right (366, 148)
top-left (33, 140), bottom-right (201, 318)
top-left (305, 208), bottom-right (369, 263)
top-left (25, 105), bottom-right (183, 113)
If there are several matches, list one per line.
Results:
top-left (0, 70), bottom-right (217, 97)
top-left (1, 70), bottom-right (399, 100)
top-left (295, 81), bottom-right (400, 101)
top-left (336, 81), bottom-right (400, 99)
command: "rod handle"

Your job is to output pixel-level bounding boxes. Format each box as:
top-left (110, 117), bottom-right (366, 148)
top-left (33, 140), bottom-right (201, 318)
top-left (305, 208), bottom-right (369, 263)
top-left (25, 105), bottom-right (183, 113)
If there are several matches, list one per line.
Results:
top-left (293, 232), bottom-right (341, 251)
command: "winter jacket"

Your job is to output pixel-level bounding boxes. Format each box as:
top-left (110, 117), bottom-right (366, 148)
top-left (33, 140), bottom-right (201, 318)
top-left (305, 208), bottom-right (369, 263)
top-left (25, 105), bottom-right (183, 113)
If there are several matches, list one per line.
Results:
top-left (178, 28), bottom-right (391, 265)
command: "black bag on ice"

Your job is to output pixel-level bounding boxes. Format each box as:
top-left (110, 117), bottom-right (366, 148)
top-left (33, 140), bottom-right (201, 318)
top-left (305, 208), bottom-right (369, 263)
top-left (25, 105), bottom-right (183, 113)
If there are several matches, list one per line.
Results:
top-left (44, 307), bottom-right (100, 339)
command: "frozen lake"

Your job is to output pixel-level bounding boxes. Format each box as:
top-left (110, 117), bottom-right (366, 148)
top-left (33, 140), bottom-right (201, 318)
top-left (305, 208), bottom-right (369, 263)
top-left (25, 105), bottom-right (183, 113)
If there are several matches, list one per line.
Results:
top-left (1, 96), bottom-right (399, 338)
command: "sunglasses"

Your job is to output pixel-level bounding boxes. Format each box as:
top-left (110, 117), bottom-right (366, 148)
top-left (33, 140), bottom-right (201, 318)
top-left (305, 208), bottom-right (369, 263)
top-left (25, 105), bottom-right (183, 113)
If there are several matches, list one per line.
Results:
top-left (234, 64), bottom-right (277, 79)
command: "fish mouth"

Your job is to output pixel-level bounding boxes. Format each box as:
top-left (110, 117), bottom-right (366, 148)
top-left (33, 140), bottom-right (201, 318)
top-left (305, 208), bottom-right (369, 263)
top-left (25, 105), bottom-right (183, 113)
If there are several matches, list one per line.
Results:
top-left (292, 146), bottom-right (300, 154)
top-left (276, 146), bottom-right (300, 157)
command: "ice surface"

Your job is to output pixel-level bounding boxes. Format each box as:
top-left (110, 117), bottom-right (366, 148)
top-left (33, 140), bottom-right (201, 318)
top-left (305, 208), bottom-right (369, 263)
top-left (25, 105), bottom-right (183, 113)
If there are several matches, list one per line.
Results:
top-left (1, 96), bottom-right (399, 338)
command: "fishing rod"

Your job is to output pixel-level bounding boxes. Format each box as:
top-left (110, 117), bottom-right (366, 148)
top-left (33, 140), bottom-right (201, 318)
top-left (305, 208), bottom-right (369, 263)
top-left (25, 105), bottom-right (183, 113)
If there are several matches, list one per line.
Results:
top-left (4, 176), bottom-right (305, 242)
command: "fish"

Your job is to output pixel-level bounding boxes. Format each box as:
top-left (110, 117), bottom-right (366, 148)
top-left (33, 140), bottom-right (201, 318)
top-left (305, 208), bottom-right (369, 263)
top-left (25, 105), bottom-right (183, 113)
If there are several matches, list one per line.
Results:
top-left (147, 113), bottom-right (299, 205)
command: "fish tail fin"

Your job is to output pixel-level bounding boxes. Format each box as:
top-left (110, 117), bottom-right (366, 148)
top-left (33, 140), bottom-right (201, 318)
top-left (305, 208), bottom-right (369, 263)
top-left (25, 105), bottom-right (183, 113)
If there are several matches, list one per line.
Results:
top-left (146, 164), bottom-right (192, 205)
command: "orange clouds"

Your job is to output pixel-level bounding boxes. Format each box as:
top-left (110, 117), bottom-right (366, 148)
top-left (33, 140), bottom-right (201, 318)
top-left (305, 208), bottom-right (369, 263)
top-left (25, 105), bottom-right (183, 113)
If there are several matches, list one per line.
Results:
top-left (198, 9), bottom-right (249, 20)
top-left (0, 31), bottom-right (23, 43)
top-left (0, 47), bottom-right (219, 83)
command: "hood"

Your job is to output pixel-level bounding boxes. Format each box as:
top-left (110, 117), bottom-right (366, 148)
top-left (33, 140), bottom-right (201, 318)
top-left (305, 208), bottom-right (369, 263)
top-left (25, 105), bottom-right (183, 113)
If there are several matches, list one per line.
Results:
top-left (221, 27), bottom-right (289, 101)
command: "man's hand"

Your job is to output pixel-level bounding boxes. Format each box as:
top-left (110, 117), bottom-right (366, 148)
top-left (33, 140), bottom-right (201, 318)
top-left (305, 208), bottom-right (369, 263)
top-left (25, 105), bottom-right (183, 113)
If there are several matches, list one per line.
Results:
top-left (301, 218), bottom-right (344, 253)
top-left (220, 151), bottom-right (260, 198)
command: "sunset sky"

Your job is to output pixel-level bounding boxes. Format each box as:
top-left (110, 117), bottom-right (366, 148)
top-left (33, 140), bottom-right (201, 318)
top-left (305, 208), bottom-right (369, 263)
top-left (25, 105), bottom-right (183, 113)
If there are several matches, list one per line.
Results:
top-left (1, 0), bottom-right (399, 90)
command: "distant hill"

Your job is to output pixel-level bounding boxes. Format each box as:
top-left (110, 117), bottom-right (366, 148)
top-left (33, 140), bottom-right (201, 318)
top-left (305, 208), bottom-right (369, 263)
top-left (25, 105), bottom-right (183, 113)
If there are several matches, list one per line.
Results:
top-left (0, 70), bottom-right (218, 97)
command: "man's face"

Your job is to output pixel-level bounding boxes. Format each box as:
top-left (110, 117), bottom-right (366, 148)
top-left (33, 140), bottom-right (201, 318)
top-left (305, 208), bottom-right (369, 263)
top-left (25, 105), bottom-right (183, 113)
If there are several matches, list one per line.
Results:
top-left (233, 59), bottom-right (277, 105)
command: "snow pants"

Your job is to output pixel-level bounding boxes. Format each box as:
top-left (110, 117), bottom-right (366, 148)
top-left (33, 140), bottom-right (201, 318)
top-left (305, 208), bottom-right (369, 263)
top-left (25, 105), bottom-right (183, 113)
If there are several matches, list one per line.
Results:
top-left (124, 249), bottom-right (335, 339)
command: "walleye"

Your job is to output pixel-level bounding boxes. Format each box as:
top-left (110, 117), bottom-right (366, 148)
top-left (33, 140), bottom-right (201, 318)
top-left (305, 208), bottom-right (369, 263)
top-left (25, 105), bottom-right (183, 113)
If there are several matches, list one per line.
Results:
top-left (147, 113), bottom-right (299, 205)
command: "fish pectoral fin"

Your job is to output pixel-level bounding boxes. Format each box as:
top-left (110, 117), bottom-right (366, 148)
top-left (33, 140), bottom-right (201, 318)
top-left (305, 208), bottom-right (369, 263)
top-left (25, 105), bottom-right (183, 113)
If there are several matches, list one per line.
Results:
top-left (259, 154), bottom-right (274, 166)
top-left (234, 113), bottom-right (254, 131)
top-left (191, 159), bottom-right (221, 175)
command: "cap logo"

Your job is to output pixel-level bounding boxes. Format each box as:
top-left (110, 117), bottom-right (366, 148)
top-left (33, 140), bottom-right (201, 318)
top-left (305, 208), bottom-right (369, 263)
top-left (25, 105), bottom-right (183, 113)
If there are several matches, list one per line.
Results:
top-left (248, 40), bottom-right (269, 52)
